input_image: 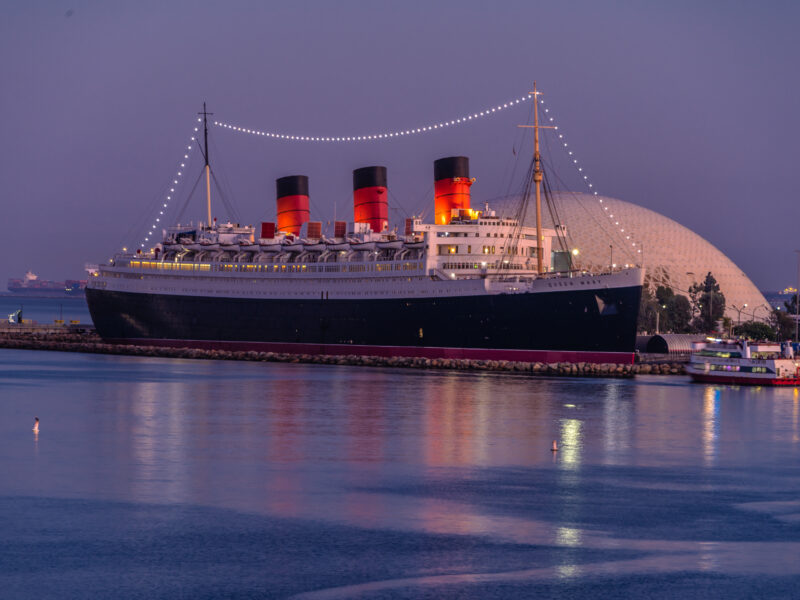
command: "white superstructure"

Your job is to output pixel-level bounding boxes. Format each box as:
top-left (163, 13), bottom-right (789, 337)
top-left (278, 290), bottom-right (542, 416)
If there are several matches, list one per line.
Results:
top-left (88, 207), bottom-right (643, 300)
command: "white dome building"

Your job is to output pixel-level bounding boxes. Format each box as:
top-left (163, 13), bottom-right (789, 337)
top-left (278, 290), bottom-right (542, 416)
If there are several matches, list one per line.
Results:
top-left (492, 192), bottom-right (768, 320)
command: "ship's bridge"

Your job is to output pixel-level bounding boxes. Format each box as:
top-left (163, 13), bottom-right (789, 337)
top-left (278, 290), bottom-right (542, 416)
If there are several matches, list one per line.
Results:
top-left (413, 211), bottom-right (560, 278)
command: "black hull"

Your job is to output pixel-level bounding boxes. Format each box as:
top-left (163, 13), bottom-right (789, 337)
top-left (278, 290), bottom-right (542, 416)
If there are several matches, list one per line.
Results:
top-left (86, 285), bottom-right (642, 363)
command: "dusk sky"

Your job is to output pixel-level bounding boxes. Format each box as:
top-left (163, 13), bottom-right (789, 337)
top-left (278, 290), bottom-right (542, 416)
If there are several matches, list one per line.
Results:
top-left (2, 1), bottom-right (798, 291)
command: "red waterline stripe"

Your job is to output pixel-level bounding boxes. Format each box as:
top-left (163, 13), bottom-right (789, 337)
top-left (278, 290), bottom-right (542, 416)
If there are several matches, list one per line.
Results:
top-left (105, 338), bottom-right (634, 365)
top-left (689, 373), bottom-right (800, 386)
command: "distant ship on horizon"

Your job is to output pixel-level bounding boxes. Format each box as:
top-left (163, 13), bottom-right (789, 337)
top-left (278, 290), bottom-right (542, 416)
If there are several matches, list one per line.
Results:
top-left (6, 270), bottom-right (87, 297)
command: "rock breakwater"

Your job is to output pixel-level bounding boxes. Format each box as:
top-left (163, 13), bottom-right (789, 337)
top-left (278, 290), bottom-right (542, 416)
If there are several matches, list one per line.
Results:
top-left (0, 331), bottom-right (686, 377)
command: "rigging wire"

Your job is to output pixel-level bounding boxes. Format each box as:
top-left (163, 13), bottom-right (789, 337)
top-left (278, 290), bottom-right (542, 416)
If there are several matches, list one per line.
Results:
top-left (501, 99), bottom-right (535, 198)
top-left (209, 171), bottom-right (241, 224)
top-left (206, 135), bottom-right (243, 223)
top-left (119, 173), bottom-right (173, 251)
top-left (539, 156), bottom-right (631, 261)
top-left (174, 170), bottom-right (207, 225)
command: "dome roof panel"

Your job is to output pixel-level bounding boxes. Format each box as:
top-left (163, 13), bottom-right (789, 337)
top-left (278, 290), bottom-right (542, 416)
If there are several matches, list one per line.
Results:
top-left (492, 192), bottom-right (768, 319)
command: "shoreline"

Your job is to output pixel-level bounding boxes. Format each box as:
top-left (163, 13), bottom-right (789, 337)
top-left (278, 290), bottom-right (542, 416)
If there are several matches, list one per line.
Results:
top-left (0, 329), bottom-right (686, 377)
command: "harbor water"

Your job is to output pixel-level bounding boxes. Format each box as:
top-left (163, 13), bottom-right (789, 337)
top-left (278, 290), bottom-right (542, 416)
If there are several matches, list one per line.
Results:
top-left (0, 294), bottom-right (91, 325)
top-left (1, 302), bottom-right (800, 598)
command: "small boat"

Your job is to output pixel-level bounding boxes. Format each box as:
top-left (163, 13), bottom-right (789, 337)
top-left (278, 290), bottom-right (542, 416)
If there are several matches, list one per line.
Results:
top-left (325, 241), bottom-right (351, 252)
top-left (687, 338), bottom-right (800, 386)
top-left (281, 241), bottom-right (304, 252)
top-left (377, 239), bottom-right (404, 250)
top-left (258, 241), bottom-right (283, 253)
top-left (349, 240), bottom-right (377, 252)
top-left (302, 240), bottom-right (327, 252)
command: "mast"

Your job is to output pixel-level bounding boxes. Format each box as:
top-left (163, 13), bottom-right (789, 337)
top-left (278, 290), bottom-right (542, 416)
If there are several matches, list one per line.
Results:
top-left (532, 82), bottom-right (544, 274)
top-left (198, 102), bottom-right (213, 227)
top-left (518, 82), bottom-right (555, 274)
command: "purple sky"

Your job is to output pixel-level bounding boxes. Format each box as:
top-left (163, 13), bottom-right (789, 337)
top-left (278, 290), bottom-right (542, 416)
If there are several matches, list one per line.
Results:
top-left (2, 1), bottom-right (798, 290)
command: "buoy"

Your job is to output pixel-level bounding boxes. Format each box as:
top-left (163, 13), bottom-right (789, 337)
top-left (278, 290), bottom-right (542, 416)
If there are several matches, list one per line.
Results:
top-left (33, 417), bottom-right (39, 434)
top-left (551, 440), bottom-right (558, 452)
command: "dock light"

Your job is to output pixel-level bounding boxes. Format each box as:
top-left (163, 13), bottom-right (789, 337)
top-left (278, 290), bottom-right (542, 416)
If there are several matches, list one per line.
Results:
top-left (572, 248), bottom-right (580, 256)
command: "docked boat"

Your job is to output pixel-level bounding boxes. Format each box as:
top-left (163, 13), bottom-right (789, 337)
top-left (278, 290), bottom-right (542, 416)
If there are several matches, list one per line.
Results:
top-left (687, 338), bottom-right (800, 385)
top-left (85, 91), bottom-right (644, 363)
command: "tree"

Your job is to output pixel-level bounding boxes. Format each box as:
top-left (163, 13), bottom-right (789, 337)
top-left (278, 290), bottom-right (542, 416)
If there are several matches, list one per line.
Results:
top-left (669, 295), bottom-right (693, 333)
top-left (638, 285), bottom-right (693, 334)
top-left (655, 286), bottom-right (693, 333)
top-left (637, 286), bottom-right (658, 333)
top-left (689, 272), bottom-right (726, 333)
top-left (733, 320), bottom-right (776, 341)
top-left (785, 295), bottom-right (798, 315)
top-left (770, 306), bottom-right (796, 340)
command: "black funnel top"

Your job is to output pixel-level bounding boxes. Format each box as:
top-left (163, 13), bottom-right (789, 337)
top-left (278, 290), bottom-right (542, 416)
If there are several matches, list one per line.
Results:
top-left (353, 166), bottom-right (387, 190)
top-left (434, 156), bottom-right (469, 181)
top-left (276, 175), bottom-right (309, 198)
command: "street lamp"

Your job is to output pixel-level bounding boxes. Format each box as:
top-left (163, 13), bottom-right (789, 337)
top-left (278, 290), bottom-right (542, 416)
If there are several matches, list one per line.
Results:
top-left (731, 303), bottom-right (748, 328)
top-left (751, 304), bottom-right (770, 322)
top-left (656, 304), bottom-right (666, 334)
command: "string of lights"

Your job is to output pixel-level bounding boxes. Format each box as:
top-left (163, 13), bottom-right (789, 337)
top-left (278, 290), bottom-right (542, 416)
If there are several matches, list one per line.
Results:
top-left (140, 119), bottom-right (200, 248)
top-left (536, 96), bottom-right (640, 261)
top-left (143, 90), bottom-right (638, 264)
top-left (212, 93), bottom-right (532, 142)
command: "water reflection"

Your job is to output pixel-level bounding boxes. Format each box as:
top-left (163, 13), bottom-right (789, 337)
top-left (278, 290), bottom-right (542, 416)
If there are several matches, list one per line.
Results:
top-left (698, 540), bottom-right (720, 572)
top-left (6, 352), bottom-right (800, 593)
top-left (702, 387), bottom-right (720, 467)
top-left (556, 525), bottom-right (582, 547)
top-left (558, 418), bottom-right (582, 469)
top-left (127, 380), bottom-right (189, 504)
top-left (602, 384), bottom-right (633, 464)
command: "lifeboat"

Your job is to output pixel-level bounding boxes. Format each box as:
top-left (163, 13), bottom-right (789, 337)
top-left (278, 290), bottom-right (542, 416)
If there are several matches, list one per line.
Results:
top-left (282, 240), bottom-right (304, 252)
top-left (258, 241), bottom-right (283, 253)
top-left (239, 241), bottom-right (260, 252)
top-left (377, 239), bottom-right (404, 250)
top-left (302, 240), bottom-right (326, 252)
top-left (349, 240), bottom-right (377, 252)
top-left (325, 241), bottom-right (351, 252)
top-left (403, 240), bottom-right (425, 250)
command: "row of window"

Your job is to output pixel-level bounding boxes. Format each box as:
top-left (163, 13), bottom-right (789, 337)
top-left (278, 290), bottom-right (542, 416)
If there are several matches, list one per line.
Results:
top-left (435, 231), bottom-right (533, 239)
top-left (109, 272), bottom-right (427, 285)
top-left (706, 364), bottom-right (772, 373)
top-left (437, 245), bottom-right (538, 256)
top-left (125, 260), bottom-right (423, 274)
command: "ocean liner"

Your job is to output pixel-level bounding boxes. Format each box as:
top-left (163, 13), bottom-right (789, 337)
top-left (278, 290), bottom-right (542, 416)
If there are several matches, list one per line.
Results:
top-left (86, 89), bottom-right (643, 363)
